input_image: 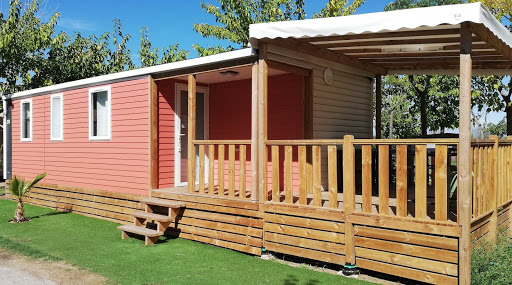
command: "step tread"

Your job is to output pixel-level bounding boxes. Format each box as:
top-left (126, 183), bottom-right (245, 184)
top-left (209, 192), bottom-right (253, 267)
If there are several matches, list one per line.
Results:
top-left (141, 198), bottom-right (185, 208)
top-left (117, 225), bottom-right (163, 237)
top-left (131, 211), bottom-right (174, 222)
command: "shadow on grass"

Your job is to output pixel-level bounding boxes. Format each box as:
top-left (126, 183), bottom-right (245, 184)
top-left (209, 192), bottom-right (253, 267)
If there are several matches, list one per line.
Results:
top-left (283, 275), bottom-right (319, 285)
top-left (0, 236), bottom-right (61, 261)
top-left (29, 210), bottom-right (71, 220)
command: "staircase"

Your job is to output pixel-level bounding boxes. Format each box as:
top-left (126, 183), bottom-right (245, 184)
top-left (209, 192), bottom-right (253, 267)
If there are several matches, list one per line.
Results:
top-left (117, 198), bottom-right (185, 245)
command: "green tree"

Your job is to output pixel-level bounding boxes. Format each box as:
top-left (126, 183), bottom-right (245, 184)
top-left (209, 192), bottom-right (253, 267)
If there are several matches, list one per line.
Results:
top-left (8, 173), bottom-right (47, 222)
top-left (312, 0), bottom-right (365, 18)
top-left (193, 0), bottom-right (306, 55)
top-left (138, 27), bottom-right (189, 67)
top-left (0, 0), bottom-right (60, 94)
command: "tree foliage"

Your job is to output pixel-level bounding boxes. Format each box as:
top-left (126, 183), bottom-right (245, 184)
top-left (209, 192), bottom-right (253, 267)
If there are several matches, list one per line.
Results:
top-left (312, 0), bottom-right (365, 18)
top-left (0, 0), bottom-right (189, 96)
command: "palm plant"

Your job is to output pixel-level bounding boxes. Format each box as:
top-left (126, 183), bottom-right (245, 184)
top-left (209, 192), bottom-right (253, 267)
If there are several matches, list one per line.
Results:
top-left (8, 173), bottom-right (47, 223)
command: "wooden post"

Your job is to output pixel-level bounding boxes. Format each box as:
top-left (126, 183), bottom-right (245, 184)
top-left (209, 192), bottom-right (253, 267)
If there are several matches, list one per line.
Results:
top-left (187, 74), bottom-right (197, 193)
top-left (343, 135), bottom-right (356, 266)
top-left (488, 135), bottom-right (499, 244)
top-left (458, 22), bottom-right (472, 285)
top-left (375, 75), bottom-right (382, 139)
top-left (508, 136), bottom-right (512, 236)
top-left (251, 61), bottom-right (259, 202)
top-left (257, 44), bottom-right (268, 203)
top-left (149, 76), bottom-right (159, 193)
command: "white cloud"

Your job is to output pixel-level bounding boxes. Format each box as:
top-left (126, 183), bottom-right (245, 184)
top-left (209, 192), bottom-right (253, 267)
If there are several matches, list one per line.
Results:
top-left (58, 17), bottom-right (97, 32)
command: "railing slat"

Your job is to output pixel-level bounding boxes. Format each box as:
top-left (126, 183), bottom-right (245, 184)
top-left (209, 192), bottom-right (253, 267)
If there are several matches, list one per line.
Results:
top-left (362, 145), bottom-right (372, 213)
top-left (313, 145), bottom-right (322, 207)
top-left (218, 144), bottom-right (225, 196)
top-left (228, 145), bottom-right (235, 197)
top-left (472, 147), bottom-right (477, 217)
top-left (477, 147), bottom-right (482, 216)
top-left (239, 145), bottom-right (247, 199)
top-left (272, 145), bottom-right (280, 202)
top-left (199, 144), bottom-right (205, 194)
top-left (378, 145), bottom-right (389, 215)
top-left (285, 146), bottom-right (293, 204)
top-left (208, 145), bottom-right (215, 195)
top-left (415, 145), bottom-right (427, 219)
top-left (396, 145), bottom-right (408, 217)
top-left (435, 145), bottom-right (448, 221)
top-left (298, 146), bottom-right (307, 205)
top-left (328, 145), bottom-right (338, 209)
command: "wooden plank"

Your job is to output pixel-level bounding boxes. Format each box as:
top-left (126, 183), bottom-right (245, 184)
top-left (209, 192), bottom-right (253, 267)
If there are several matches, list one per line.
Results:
top-left (218, 144), bottom-right (225, 196)
top-left (488, 136), bottom-right (499, 244)
top-left (198, 144), bottom-right (205, 194)
top-left (435, 145), bottom-right (448, 221)
top-left (415, 145), bottom-right (427, 219)
top-left (355, 236), bottom-right (458, 263)
top-left (177, 216), bottom-right (261, 238)
top-left (298, 145), bottom-right (307, 205)
top-left (265, 223), bottom-right (344, 243)
top-left (148, 76), bottom-right (159, 190)
top-left (265, 240), bottom-right (344, 264)
top-left (208, 145), bottom-right (215, 195)
top-left (150, 191), bottom-right (260, 211)
top-left (271, 145), bottom-right (280, 203)
top-left (183, 208), bottom-right (263, 228)
top-left (362, 145), bottom-right (372, 213)
top-left (356, 247), bottom-right (458, 276)
top-left (348, 212), bottom-right (462, 237)
top-left (262, 202), bottom-right (345, 222)
top-left (266, 232), bottom-right (345, 254)
top-left (396, 145), bottom-right (407, 217)
top-left (354, 225), bottom-right (458, 251)
top-left (303, 71), bottom-right (313, 140)
top-left (312, 145), bottom-right (322, 207)
top-left (169, 224), bottom-right (261, 247)
top-left (187, 74), bottom-right (197, 193)
top-left (357, 258), bottom-right (457, 285)
top-left (228, 144), bottom-right (235, 197)
top-left (169, 230), bottom-right (261, 255)
top-left (472, 147), bottom-right (478, 216)
top-left (328, 145), bottom-right (338, 209)
top-left (285, 145), bottom-right (293, 204)
top-left (239, 145), bottom-right (247, 199)
top-left (378, 145), bottom-right (389, 215)
top-left (264, 213), bottom-right (344, 232)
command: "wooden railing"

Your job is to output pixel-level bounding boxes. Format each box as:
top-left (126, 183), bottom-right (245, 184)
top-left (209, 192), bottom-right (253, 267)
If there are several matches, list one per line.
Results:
top-left (471, 137), bottom-right (512, 221)
top-left (265, 136), bottom-right (460, 223)
top-left (189, 140), bottom-right (252, 200)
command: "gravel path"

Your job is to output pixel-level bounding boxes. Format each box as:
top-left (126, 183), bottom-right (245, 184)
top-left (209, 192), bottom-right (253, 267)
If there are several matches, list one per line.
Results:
top-left (0, 249), bottom-right (106, 285)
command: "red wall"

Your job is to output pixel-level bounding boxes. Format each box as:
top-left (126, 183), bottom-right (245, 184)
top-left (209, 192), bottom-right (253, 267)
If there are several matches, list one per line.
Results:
top-left (11, 78), bottom-right (150, 195)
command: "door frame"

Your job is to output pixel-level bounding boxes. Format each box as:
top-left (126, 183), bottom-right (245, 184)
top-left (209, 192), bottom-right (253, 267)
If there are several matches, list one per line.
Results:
top-left (174, 83), bottom-right (210, 187)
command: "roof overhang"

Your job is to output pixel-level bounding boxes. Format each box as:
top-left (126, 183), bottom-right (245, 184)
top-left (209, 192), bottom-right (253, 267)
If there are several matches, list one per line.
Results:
top-left (249, 3), bottom-right (512, 76)
top-left (7, 48), bottom-right (257, 100)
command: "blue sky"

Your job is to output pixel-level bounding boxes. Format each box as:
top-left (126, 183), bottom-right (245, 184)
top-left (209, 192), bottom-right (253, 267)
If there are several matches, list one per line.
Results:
top-left (0, 0), bottom-right (506, 124)
top-left (31, 0), bottom-right (390, 59)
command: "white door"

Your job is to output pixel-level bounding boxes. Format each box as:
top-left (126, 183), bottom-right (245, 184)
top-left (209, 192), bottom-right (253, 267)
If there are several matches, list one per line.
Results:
top-left (175, 84), bottom-right (209, 187)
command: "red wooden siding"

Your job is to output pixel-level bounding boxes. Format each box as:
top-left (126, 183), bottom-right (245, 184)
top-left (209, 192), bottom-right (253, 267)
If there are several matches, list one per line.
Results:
top-left (156, 79), bottom-right (177, 189)
top-left (11, 78), bottom-right (150, 195)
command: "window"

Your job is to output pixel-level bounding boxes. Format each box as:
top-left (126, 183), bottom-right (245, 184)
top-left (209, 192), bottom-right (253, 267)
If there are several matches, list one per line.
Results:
top-left (89, 86), bottom-right (111, 140)
top-left (50, 94), bottom-right (63, 141)
top-left (20, 99), bottom-right (32, 141)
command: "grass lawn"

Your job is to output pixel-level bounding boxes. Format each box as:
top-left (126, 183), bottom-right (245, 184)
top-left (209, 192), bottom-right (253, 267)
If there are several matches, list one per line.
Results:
top-left (0, 200), bottom-right (371, 285)
top-left (0, 187), bottom-right (4, 195)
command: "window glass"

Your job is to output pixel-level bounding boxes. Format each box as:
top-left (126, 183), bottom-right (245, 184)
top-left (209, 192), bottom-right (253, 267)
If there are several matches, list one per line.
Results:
top-left (51, 95), bottom-right (62, 140)
top-left (90, 90), bottom-right (109, 138)
top-left (21, 101), bottom-right (31, 140)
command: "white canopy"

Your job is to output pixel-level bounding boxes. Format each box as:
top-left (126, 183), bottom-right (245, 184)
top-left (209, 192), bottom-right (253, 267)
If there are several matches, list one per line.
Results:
top-left (249, 3), bottom-right (511, 48)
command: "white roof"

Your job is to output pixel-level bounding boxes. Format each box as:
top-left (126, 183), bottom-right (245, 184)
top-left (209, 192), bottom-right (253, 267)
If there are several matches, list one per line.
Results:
top-left (249, 3), bottom-right (511, 49)
top-left (8, 48), bottom-right (255, 99)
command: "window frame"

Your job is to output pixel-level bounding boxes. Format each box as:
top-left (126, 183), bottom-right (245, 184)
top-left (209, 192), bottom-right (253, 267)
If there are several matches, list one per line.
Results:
top-left (50, 93), bottom-right (64, 141)
top-left (20, 98), bottom-right (33, 142)
top-left (88, 85), bottom-right (112, 141)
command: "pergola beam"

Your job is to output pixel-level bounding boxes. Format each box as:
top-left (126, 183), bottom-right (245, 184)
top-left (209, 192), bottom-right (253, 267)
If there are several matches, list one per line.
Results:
top-left (316, 36), bottom-right (481, 49)
top-left (301, 28), bottom-right (461, 43)
top-left (469, 22), bottom-right (512, 61)
top-left (263, 38), bottom-right (386, 75)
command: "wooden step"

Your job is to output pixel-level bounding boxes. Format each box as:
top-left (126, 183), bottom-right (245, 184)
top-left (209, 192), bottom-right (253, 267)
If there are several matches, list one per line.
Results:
top-left (117, 225), bottom-right (163, 237)
top-left (131, 211), bottom-right (174, 222)
top-left (141, 198), bottom-right (185, 208)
